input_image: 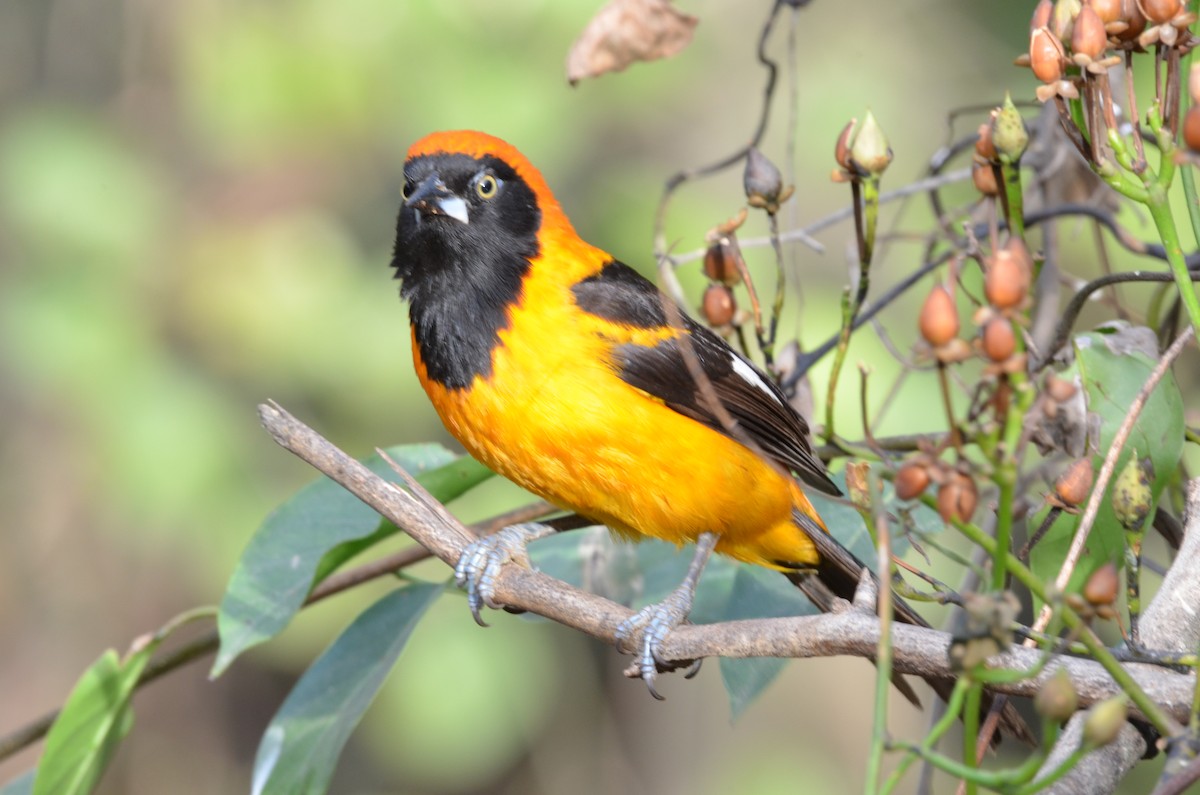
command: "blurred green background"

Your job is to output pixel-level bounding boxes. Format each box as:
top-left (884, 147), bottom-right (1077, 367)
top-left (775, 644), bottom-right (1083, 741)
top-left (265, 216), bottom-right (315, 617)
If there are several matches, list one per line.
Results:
top-left (0, 1), bottom-right (1184, 793)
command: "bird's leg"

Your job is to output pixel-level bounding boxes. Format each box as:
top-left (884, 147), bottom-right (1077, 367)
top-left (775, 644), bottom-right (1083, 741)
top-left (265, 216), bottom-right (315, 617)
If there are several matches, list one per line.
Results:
top-left (615, 532), bottom-right (719, 700)
top-left (454, 522), bottom-right (558, 626)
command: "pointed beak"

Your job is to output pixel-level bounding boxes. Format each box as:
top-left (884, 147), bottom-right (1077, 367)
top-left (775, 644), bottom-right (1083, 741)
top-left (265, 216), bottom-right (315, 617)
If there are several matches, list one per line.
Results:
top-left (405, 173), bottom-right (469, 225)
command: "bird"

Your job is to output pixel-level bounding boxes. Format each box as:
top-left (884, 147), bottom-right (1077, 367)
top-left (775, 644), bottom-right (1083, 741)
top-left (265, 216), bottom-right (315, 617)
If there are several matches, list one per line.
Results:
top-left (389, 130), bottom-right (1029, 739)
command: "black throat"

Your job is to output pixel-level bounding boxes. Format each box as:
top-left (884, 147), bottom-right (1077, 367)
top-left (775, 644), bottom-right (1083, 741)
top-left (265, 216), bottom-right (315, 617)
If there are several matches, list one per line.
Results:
top-left (391, 153), bottom-right (541, 390)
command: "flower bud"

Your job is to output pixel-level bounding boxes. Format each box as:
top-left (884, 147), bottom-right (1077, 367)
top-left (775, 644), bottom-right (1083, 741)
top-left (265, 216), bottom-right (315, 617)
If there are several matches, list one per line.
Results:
top-left (1035, 668), bottom-right (1080, 723)
top-left (982, 317), bottom-right (1017, 362)
top-left (703, 238), bottom-right (744, 285)
top-left (1112, 454), bottom-right (1154, 533)
top-left (1053, 0), bottom-right (1083, 41)
top-left (993, 94), bottom-right (1030, 164)
top-left (849, 110), bottom-right (893, 177)
top-left (1083, 561), bottom-right (1120, 606)
top-left (919, 284), bottom-right (960, 347)
top-left (702, 283), bottom-right (736, 327)
top-left (744, 147), bottom-right (784, 211)
top-left (1055, 458), bottom-right (1095, 507)
top-left (895, 461), bottom-right (932, 500)
top-left (1072, 3), bottom-right (1109, 61)
top-left (1082, 695), bottom-right (1128, 748)
top-left (1031, 27), bottom-right (1067, 84)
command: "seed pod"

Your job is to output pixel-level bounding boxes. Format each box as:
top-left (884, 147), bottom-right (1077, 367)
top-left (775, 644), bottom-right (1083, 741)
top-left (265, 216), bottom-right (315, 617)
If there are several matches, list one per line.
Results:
top-left (1055, 458), bottom-right (1095, 507)
top-left (1045, 372), bottom-right (1078, 402)
top-left (985, 238), bottom-right (1033, 309)
top-left (1112, 454), bottom-right (1154, 532)
top-left (1072, 3), bottom-right (1108, 60)
top-left (744, 147), bottom-right (784, 210)
top-left (1140, 0), bottom-right (1181, 24)
top-left (703, 238), bottom-right (744, 285)
top-left (1052, 0), bottom-right (1083, 41)
top-left (1032, 0), bottom-right (1054, 29)
top-left (1082, 695), bottom-right (1128, 748)
top-left (919, 284), bottom-right (960, 347)
top-left (982, 317), bottom-right (1017, 362)
top-left (1184, 105), bottom-right (1200, 152)
top-left (834, 119), bottom-right (856, 172)
top-left (975, 122), bottom-right (997, 162)
top-left (1090, 0), bottom-right (1123, 23)
top-left (1114, 0), bottom-right (1147, 41)
top-left (938, 472), bottom-right (978, 523)
top-left (702, 283), bottom-right (736, 327)
top-left (1083, 561), bottom-right (1120, 606)
top-left (895, 461), bottom-right (932, 500)
top-left (1035, 668), bottom-right (1080, 723)
top-left (1031, 27), bottom-right (1067, 83)
top-left (972, 162), bottom-right (999, 196)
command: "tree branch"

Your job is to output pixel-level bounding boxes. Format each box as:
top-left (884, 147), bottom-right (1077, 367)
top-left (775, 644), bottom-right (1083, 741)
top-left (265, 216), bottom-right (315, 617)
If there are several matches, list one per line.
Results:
top-left (257, 401), bottom-right (1199, 718)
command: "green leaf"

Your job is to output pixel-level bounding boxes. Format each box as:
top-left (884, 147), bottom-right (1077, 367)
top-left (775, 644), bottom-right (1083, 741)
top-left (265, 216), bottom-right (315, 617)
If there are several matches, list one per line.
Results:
top-left (1030, 328), bottom-right (1185, 598)
top-left (250, 582), bottom-right (441, 795)
top-left (32, 645), bottom-right (153, 795)
top-left (213, 444), bottom-right (492, 676)
top-left (713, 566), bottom-right (818, 720)
top-left (1, 770), bottom-right (35, 795)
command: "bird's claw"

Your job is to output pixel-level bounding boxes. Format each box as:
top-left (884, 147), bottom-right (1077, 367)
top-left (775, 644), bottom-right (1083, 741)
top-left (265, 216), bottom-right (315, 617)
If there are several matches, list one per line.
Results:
top-left (614, 585), bottom-right (697, 700)
top-left (454, 522), bottom-right (554, 626)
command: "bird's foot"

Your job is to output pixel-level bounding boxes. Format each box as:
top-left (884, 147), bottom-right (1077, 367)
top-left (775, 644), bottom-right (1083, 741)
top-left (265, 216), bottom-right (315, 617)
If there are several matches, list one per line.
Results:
top-left (614, 583), bottom-right (699, 700)
top-left (454, 522), bottom-right (556, 626)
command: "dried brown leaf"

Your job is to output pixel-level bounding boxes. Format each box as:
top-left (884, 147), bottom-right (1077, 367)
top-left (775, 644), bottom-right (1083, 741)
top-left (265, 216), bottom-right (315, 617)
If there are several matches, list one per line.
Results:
top-left (566, 0), bottom-right (698, 85)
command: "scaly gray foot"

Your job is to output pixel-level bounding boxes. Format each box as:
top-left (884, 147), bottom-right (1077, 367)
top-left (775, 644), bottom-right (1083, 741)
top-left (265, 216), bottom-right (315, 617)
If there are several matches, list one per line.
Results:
top-left (614, 582), bottom-right (699, 699)
top-left (454, 522), bottom-right (556, 626)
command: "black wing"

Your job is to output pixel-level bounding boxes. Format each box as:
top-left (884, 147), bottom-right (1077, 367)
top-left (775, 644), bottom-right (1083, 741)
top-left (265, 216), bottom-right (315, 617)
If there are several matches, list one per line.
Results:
top-left (572, 260), bottom-right (840, 497)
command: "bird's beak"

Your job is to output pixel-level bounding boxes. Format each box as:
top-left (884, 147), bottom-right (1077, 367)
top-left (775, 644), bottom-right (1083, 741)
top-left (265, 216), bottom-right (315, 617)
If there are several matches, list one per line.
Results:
top-left (405, 173), bottom-right (469, 225)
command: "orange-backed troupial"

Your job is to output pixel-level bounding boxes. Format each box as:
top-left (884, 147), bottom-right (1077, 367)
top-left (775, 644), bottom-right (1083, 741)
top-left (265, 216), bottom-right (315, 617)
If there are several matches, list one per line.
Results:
top-left (390, 130), bottom-right (1027, 737)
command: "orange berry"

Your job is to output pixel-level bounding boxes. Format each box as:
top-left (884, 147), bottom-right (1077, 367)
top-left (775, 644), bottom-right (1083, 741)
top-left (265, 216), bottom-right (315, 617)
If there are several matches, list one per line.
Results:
top-left (702, 283), bottom-right (736, 327)
top-left (938, 473), bottom-right (978, 523)
top-left (973, 161), bottom-right (999, 196)
top-left (975, 122), bottom-right (997, 162)
top-left (1184, 106), bottom-right (1200, 152)
top-left (982, 317), bottom-right (1017, 362)
top-left (985, 238), bottom-right (1033, 309)
top-left (1072, 4), bottom-right (1108, 60)
top-left (919, 284), bottom-right (960, 347)
top-left (1031, 0), bottom-right (1054, 30)
top-left (1089, 0), bottom-right (1122, 24)
top-left (703, 238), bottom-right (743, 285)
top-left (894, 461), bottom-right (932, 500)
top-left (1140, 0), bottom-right (1181, 24)
top-left (1055, 458), bottom-right (1095, 507)
top-left (1083, 561), bottom-right (1119, 607)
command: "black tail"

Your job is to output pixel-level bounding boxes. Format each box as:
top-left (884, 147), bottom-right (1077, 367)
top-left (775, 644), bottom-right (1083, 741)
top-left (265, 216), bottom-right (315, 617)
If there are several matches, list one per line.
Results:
top-left (787, 510), bottom-right (1035, 746)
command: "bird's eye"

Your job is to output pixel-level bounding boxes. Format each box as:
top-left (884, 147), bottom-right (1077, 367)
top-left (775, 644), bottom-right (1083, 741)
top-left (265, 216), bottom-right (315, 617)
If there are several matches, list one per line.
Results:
top-left (475, 174), bottom-right (499, 200)
top-left (401, 180), bottom-right (414, 199)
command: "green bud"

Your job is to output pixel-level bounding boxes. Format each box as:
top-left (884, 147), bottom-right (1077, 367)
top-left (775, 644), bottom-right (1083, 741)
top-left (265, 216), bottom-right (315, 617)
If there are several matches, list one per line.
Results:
top-left (849, 110), bottom-right (892, 177)
top-left (1112, 453), bottom-right (1154, 534)
top-left (1082, 695), bottom-right (1128, 748)
top-left (1034, 668), bottom-right (1079, 723)
top-left (992, 94), bottom-right (1029, 165)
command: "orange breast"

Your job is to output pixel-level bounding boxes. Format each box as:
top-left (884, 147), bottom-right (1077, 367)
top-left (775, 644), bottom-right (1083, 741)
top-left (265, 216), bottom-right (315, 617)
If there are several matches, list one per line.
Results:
top-left (413, 235), bottom-right (821, 570)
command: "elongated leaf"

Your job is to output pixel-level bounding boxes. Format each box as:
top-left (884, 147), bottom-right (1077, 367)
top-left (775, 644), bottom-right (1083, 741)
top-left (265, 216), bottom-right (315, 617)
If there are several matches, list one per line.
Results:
top-left (214, 444), bottom-right (492, 676)
top-left (32, 646), bottom-right (152, 795)
top-left (251, 583), bottom-right (441, 795)
top-left (1030, 328), bottom-right (1184, 599)
top-left (1, 770), bottom-right (35, 795)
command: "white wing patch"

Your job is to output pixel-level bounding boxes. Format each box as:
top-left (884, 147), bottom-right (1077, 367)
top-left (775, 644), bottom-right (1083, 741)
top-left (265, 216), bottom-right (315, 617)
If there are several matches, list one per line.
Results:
top-left (729, 352), bottom-right (784, 405)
